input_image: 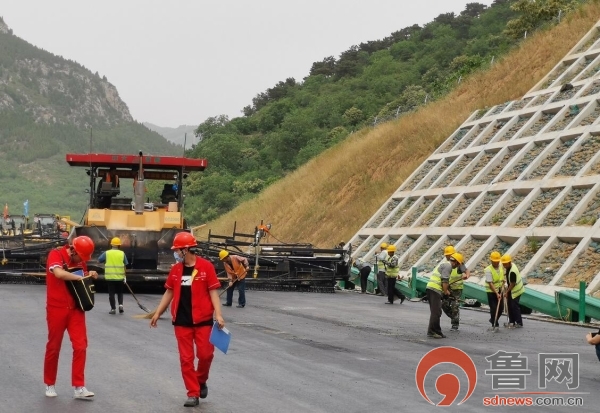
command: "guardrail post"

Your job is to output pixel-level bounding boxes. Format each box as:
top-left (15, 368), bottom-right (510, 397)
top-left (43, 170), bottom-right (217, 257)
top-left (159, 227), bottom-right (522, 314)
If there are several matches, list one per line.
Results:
top-left (411, 266), bottom-right (417, 298)
top-left (579, 281), bottom-right (586, 323)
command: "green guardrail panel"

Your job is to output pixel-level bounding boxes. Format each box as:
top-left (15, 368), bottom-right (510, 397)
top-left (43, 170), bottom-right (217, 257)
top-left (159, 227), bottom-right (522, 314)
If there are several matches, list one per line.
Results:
top-left (556, 289), bottom-right (600, 321)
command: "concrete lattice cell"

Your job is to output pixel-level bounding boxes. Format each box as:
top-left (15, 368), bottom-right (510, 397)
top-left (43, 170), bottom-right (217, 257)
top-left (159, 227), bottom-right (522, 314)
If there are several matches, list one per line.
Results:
top-left (387, 198), bottom-right (416, 227)
top-left (477, 147), bottom-right (522, 185)
top-left (477, 121), bottom-right (505, 146)
top-left (529, 92), bottom-right (553, 107)
top-left (521, 112), bottom-right (556, 138)
top-left (581, 79), bottom-right (600, 95)
top-left (577, 103), bottom-right (600, 127)
top-left (560, 241), bottom-right (600, 288)
top-left (458, 237), bottom-right (487, 268)
top-left (528, 240), bottom-right (579, 284)
top-left (526, 138), bottom-right (577, 180)
top-left (439, 195), bottom-right (476, 227)
top-left (486, 192), bottom-right (527, 226)
top-left (458, 152), bottom-right (496, 186)
top-left (439, 127), bottom-right (471, 153)
top-left (401, 236), bottom-right (439, 271)
top-left (403, 161), bottom-right (437, 191)
top-left (456, 123), bottom-right (489, 150)
top-left (476, 239), bottom-right (513, 274)
top-left (576, 29), bottom-right (600, 53)
top-left (513, 238), bottom-right (548, 274)
top-left (419, 196), bottom-right (455, 226)
top-left (542, 187), bottom-right (591, 226)
top-left (573, 191), bottom-right (600, 225)
top-left (551, 85), bottom-right (583, 102)
top-left (463, 192), bottom-right (502, 226)
top-left (508, 97), bottom-right (533, 112)
top-left (498, 116), bottom-right (530, 142)
top-left (555, 135), bottom-right (600, 176)
top-left (434, 156), bottom-right (472, 188)
top-left (423, 159), bottom-right (453, 188)
top-left (402, 198), bottom-right (434, 227)
top-left (367, 200), bottom-right (400, 228)
top-left (548, 103), bottom-right (587, 132)
top-left (514, 188), bottom-right (562, 228)
top-left (499, 142), bottom-right (549, 182)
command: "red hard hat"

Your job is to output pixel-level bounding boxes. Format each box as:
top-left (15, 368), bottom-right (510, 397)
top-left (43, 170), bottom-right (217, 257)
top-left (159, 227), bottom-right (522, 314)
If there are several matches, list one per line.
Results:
top-left (171, 232), bottom-right (197, 249)
top-left (71, 235), bottom-right (95, 261)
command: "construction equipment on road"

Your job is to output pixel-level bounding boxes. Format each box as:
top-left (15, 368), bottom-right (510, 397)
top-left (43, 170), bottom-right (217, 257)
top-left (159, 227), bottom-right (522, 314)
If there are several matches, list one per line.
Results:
top-left (196, 222), bottom-right (351, 293)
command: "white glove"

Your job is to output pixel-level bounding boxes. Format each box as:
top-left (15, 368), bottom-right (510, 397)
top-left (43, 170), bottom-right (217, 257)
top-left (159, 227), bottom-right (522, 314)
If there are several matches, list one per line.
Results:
top-left (123, 277), bottom-right (127, 283)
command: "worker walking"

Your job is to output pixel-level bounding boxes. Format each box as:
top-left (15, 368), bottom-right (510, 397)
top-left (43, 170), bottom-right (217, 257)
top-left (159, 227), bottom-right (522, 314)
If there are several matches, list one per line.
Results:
top-left (150, 232), bottom-right (225, 407)
top-left (44, 236), bottom-right (98, 399)
top-left (98, 237), bottom-right (128, 314)
top-left (501, 254), bottom-right (524, 328)
top-left (426, 252), bottom-right (461, 338)
top-left (376, 242), bottom-right (388, 296)
top-left (219, 250), bottom-right (250, 308)
top-left (353, 258), bottom-right (371, 294)
top-left (441, 251), bottom-right (469, 331)
top-left (485, 251), bottom-right (505, 332)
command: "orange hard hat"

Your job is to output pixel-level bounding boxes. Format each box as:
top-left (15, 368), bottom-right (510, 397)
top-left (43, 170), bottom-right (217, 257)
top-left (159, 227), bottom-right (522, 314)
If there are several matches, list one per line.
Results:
top-left (72, 236), bottom-right (95, 261)
top-left (171, 232), bottom-right (197, 249)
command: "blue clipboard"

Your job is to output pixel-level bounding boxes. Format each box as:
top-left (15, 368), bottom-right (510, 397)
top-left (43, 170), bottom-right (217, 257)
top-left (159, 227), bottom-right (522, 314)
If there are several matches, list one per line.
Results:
top-left (70, 269), bottom-right (84, 277)
top-left (209, 321), bottom-right (231, 354)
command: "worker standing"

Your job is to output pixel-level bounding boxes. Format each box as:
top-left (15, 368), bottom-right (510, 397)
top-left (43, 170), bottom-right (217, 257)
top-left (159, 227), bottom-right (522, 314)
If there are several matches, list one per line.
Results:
top-left (150, 232), bottom-right (225, 407)
top-left (353, 258), bottom-right (372, 294)
top-left (376, 242), bottom-right (389, 296)
top-left (501, 254), bottom-right (524, 328)
top-left (485, 251), bottom-right (505, 332)
top-left (384, 245), bottom-right (405, 304)
top-left (98, 237), bottom-right (128, 314)
top-left (44, 236), bottom-right (97, 399)
top-left (425, 253), bottom-right (460, 338)
top-left (441, 252), bottom-right (469, 331)
top-left (219, 250), bottom-right (249, 308)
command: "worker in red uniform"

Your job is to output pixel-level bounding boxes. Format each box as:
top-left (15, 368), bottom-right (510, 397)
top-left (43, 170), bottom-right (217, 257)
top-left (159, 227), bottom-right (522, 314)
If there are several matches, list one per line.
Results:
top-left (43, 235), bottom-right (97, 400)
top-left (150, 232), bottom-right (225, 407)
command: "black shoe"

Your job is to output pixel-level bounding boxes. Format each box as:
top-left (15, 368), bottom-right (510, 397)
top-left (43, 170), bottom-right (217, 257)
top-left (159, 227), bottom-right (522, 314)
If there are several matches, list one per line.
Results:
top-left (385, 301), bottom-right (393, 305)
top-left (236, 305), bottom-right (245, 308)
top-left (200, 383), bottom-right (208, 399)
top-left (109, 309), bottom-right (116, 315)
top-left (119, 305), bottom-right (124, 314)
top-left (184, 397), bottom-right (199, 407)
top-left (222, 303), bottom-right (232, 307)
top-left (400, 296), bottom-right (405, 304)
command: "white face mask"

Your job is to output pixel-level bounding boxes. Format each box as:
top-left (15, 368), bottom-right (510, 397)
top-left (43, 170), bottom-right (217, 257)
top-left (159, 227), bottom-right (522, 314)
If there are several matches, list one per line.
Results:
top-left (173, 251), bottom-right (184, 263)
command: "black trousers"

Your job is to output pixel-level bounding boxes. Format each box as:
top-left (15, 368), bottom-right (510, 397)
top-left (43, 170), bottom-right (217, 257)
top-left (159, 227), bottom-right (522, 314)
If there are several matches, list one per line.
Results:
top-left (427, 289), bottom-right (443, 335)
top-left (507, 294), bottom-right (523, 326)
top-left (487, 292), bottom-right (504, 327)
top-left (360, 266), bottom-right (371, 292)
top-left (107, 280), bottom-right (124, 309)
top-left (377, 272), bottom-right (388, 295)
top-left (386, 277), bottom-right (406, 303)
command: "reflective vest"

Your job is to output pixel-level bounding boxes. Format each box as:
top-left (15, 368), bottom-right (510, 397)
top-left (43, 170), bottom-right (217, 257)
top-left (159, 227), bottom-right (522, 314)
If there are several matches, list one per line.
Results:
top-left (484, 264), bottom-right (504, 293)
top-left (104, 249), bottom-right (125, 280)
top-left (426, 262), bottom-right (450, 292)
top-left (384, 254), bottom-right (399, 278)
top-left (449, 268), bottom-right (463, 290)
top-left (507, 264), bottom-right (524, 299)
top-left (224, 255), bottom-right (248, 281)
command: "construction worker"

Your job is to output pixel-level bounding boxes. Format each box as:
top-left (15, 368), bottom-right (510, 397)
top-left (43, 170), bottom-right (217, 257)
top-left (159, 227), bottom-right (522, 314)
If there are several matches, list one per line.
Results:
top-left (501, 254), bottom-right (524, 328)
top-left (150, 232), bottom-right (225, 407)
top-left (98, 237), bottom-right (129, 314)
top-left (353, 257), bottom-right (371, 294)
top-left (219, 250), bottom-right (250, 308)
top-left (426, 252), bottom-right (461, 338)
top-left (384, 245), bottom-right (406, 304)
top-left (441, 251), bottom-right (469, 331)
top-left (44, 235), bottom-right (97, 399)
top-left (376, 242), bottom-right (389, 296)
top-left (485, 251), bottom-right (505, 332)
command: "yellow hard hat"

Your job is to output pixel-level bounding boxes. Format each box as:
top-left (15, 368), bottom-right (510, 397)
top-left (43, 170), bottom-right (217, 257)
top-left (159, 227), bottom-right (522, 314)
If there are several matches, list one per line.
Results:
top-left (219, 250), bottom-right (229, 261)
top-left (500, 254), bottom-right (512, 264)
top-left (444, 246), bottom-right (456, 255)
top-left (381, 242), bottom-right (388, 249)
top-left (490, 251), bottom-right (501, 262)
top-left (387, 245), bottom-right (396, 253)
top-left (110, 237), bottom-right (121, 246)
top-left (450, 252), bottom-right (464, 265)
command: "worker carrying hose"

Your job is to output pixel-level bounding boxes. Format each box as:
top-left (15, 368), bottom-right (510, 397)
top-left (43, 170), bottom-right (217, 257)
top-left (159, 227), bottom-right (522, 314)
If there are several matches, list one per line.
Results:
top-left (150, 232), bottom-right (225, 407)
top-left (219, 250), bottom-right (249, 308)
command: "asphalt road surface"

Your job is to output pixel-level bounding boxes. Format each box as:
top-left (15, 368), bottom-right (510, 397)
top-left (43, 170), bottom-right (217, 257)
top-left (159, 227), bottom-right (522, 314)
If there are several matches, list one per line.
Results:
top-left (1, 284), bottom-right (599, 412)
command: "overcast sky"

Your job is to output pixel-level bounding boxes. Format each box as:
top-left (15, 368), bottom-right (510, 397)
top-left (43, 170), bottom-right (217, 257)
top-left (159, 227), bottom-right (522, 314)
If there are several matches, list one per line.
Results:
top-left (2, 1), bottom-right (493, 128)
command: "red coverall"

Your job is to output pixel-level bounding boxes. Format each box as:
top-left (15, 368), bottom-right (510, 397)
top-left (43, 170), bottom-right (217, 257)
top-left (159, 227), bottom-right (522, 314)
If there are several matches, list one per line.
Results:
top-left (166, 257), bottom-right (220, 398)
top-left (43, 246), bottom-right (88, 387)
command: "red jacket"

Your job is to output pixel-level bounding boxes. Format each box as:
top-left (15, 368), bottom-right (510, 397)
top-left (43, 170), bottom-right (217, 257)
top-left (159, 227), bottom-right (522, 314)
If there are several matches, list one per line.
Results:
top-left (46, 246), bottom-right (87, 309)
top-left (165, 256), bottom-right (220, 324)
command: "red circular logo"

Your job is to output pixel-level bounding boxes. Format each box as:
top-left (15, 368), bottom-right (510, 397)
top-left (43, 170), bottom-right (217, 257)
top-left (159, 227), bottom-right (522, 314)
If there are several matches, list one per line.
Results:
top-left (415, 346), bottom-right (477, 406)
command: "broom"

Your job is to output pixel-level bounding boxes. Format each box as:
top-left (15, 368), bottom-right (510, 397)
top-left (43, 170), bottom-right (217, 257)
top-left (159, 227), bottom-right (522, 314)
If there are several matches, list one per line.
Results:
top-left (124, 281), bottom-right (150, 313)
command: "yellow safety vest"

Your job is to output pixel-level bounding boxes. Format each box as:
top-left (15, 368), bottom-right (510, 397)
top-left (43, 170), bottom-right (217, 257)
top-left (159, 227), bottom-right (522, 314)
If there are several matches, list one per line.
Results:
top-left (384, 254), bottom-right (399, 278)
top-left (484, 265), bottom-right (504, 293)
top-left (426, 262), bottom-right (450, 292)
top-left (507, 264), bottom-right (524, 299)
top-left (449, 268), bottom-right (463, 290)
top-left (105, 249), bottom-right (125, 280)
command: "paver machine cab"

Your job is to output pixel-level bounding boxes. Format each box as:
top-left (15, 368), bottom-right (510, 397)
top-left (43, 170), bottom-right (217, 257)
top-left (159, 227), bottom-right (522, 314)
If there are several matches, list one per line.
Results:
top-left (66, 151), bottom-right (207, 283)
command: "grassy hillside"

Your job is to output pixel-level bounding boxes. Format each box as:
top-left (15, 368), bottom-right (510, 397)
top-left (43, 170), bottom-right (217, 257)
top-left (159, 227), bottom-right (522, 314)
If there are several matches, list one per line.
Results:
top-left (196, 1), bottom-right (600, 247)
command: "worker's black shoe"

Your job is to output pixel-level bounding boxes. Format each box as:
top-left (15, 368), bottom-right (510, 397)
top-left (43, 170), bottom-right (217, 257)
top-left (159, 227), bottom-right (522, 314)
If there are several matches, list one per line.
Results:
top-left (200, 384), bottom-right (208, 399)
top-left (400, 296), bottom-right (405, 304)
top-left (236, 305), bottom-right (245, 308)
top-left (385, 301), bottom-right (393, 305)
top-left (222, 303), bottom-right (232, 307)
top-left (119, 305), bottom-right (124, 314)
top-left (109, 309), bottom-right (116, 315)
top-left (184, 397), bottom-right (199, 407)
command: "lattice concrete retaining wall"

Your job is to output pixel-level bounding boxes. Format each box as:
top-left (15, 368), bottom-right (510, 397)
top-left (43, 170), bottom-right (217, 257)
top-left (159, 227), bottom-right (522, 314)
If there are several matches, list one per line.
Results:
top-left (349, 21), bottom-right (600, 297)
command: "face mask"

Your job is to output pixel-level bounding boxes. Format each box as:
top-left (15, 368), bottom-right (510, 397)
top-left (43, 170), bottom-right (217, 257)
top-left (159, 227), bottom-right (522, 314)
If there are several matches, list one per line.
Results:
top-left (173, 251), bottom-right (184, 263)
